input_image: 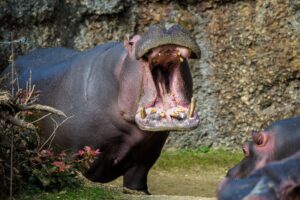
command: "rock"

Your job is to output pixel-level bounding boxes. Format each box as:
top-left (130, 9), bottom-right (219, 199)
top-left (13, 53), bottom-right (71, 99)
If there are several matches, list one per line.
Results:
top-left (0, 0), bottom-right (299, 150)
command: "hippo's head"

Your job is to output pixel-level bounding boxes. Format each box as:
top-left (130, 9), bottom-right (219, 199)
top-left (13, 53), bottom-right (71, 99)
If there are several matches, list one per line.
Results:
top-left (118, 25), bottom-right (200, 131)
top-left (226, 117), bottom-right (300, 179)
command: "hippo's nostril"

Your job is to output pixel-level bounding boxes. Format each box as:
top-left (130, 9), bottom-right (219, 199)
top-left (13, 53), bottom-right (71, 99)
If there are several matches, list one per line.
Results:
top-left (252, 131), bottom-right (265, 146)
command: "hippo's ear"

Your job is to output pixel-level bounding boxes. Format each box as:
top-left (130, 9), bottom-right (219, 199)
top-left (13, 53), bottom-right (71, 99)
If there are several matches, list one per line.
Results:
top-left (124, 35), bottom-right (141, 54)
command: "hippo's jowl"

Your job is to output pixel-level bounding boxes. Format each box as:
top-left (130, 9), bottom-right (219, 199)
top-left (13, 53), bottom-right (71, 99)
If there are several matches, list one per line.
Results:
top-left (3, 25), bottom-right (200, 193)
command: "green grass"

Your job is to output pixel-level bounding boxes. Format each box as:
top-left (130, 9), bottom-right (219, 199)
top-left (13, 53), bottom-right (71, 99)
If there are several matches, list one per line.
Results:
top-left (17, 148), bottom-right (243, 199)
top-left (155, 148), bottom-right (243, 171)
top-left (18, 186), bottom-right (124, 200)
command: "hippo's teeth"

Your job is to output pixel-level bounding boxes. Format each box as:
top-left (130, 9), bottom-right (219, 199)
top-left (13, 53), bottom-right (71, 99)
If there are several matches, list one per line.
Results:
top-left (170, 111), bottom-right (180, 118)
top-left (179, 112), bottom-right (187, 119)
top-left (140, 107), bottom-right (146, 119)
top-left (177, 107), bottom-right (185, 112)
top-left (170, 110), bottom-right (186, 120)
top-left (158, 52), bottom-right (161, 56)
top-left (150, 108), bottom-right (157, 113)
top-left (160, 112), bottom-right (166, 118)
top-left (150, 113), bottom-right (160, 120)
top-left (188, 97), bottom-right (196, 118)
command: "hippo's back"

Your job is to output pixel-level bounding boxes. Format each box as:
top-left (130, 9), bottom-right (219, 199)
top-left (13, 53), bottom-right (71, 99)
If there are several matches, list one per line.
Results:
top-left (18, 47), bottom-right (78, 67)
top-left (13, 48), bottom-right (78, 85)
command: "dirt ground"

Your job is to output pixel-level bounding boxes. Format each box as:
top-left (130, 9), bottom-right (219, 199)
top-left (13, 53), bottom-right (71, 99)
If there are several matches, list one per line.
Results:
top-left (148, 168), bottom-right (225, 197)
top-left (107, 166), bottom-right (227, 198)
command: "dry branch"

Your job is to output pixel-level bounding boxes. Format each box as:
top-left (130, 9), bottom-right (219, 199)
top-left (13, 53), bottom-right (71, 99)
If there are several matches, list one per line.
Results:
top-left (0, 90), bottom-right (66, 130)
top-left (38, 115), bottom-right (74, 151)
top-left (0, 112), bottom-right (35, 130)
top-left (0, 91), bottom-right (12, 105)
top-left (16, 104), bottom-right (66, 117)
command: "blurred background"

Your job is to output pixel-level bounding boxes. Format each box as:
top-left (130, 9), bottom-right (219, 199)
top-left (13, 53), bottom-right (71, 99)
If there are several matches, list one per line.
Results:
top-left (0, 0), bottom-right (299, 150)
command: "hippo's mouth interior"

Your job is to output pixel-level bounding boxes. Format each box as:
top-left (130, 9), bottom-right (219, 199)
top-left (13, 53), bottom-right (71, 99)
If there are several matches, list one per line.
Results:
top-left (135, 44), bottom-right (200, 131)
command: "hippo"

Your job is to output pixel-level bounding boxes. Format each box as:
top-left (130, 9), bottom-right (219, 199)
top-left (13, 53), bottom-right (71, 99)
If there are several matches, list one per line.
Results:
top-left (218, 116), bottom-right (300, 199)
top-left (218, 152), bottom-right (300, 200)
top-left (2, 25), bottom-right (200, 194)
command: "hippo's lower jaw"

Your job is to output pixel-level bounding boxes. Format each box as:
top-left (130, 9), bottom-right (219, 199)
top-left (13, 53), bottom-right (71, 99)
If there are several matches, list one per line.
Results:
top-left (135, 98), bottom-right (200, 131)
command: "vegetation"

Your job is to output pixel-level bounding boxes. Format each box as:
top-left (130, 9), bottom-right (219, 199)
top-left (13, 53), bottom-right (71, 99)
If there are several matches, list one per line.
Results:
top-left (18, 186), bottom-right (124, 200)
top-left (148, 148), bottom-right (243, 197)
top-left (27, 147), bottom-right (100, 192)
top-left (15, 148), bottom-right (243, 200)
top-left (0, 76), bottom-right (100, 198)
top-left (155, 147), bottom-right (243, 171)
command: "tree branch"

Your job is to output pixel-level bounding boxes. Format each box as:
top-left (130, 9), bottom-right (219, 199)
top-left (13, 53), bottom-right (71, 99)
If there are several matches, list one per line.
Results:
top-left (16, 104), bottom-right (66, 117)
top-left (0, 112), bottom-right (35, 130)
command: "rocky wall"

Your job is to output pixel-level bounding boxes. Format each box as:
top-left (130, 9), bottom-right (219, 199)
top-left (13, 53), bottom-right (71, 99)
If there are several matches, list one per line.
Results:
top-left (0, 0), bottom-right (299, 150)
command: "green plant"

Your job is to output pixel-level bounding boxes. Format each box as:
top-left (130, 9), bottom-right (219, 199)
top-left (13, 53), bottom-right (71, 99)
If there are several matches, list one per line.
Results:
top-left (73, 146), bottom-right (100, 171)
top-left (27, 147), bottom-right (100, 192)
top-left (1, 71), bottom-right (71, 198)
top-left (155, 148), bottom-right (243, 171)
top-left (19, 186), bottom-right (124, 200)
top-left (196, 146), bottom-right (210, 153)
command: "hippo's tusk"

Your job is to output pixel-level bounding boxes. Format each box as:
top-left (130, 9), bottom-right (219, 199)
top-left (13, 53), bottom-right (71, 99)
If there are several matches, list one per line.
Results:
top-left (179, 56), bottom-right (184, 63)
top-left (140, 107), bottom-right (146, 119)
top-left (188, 97), bottom-right (196, 118)
top-left (177, 51), bottom-right (184, 62)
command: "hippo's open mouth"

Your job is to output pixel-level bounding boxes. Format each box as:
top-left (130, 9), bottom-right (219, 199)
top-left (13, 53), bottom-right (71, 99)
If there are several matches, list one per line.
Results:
top-left (134, 42), bottom-right (200, 131)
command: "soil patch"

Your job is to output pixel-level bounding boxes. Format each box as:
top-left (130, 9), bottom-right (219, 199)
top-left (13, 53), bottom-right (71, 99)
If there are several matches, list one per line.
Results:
top-left (108, 166), bottom-right (227, 197)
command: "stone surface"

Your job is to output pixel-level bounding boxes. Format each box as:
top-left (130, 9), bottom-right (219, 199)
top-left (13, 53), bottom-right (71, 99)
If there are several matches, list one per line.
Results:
top-left (0, 0), bottom-right (299, 149)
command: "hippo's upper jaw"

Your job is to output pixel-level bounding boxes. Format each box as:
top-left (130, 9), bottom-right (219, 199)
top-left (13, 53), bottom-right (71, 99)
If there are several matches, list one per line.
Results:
top-left (133, 25), bottom-right (201, 132)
